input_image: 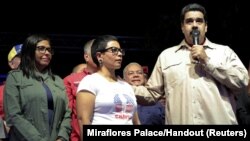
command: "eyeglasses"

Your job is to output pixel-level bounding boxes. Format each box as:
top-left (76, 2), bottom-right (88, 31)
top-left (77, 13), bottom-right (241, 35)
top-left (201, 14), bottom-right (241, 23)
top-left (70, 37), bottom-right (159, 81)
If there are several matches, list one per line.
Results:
top-left (100, 47), bottom-right (125, 56)
top-left (127, 70), bottom-right (143, 76)
top-left (36, 46), bottom-right (54, 55)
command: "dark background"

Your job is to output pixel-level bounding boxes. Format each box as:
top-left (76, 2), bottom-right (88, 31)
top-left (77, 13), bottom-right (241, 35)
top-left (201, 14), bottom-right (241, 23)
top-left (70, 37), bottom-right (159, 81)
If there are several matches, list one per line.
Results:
top-left (0, 0), bottom-right (249, 82)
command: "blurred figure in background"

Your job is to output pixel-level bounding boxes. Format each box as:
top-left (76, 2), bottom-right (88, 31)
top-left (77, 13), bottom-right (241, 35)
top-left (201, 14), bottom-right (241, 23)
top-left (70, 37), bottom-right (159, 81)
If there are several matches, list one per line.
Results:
top-left (236, 61), bottom-right (250, 124)
top-left (0, 44), bottom-right (22, 140)
top-left (64, 39), bottom-right (98, 141)
top-left (123, 62), bottom-right (165, 125)
top-left (7, 44), bottom-right (22, 70)
top-left (72, 63), bottom-right (87, 74)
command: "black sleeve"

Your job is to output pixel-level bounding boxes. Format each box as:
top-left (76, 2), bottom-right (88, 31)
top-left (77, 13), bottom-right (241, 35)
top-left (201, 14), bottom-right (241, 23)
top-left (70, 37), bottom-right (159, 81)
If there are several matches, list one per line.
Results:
top-left (236, 89), bottom-right (250, 125)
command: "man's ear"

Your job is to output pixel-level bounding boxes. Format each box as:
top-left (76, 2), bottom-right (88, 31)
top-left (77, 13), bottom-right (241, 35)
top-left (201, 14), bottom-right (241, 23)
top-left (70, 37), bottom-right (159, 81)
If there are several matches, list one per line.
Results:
top-left (84, 54), bottom-right (88, 61)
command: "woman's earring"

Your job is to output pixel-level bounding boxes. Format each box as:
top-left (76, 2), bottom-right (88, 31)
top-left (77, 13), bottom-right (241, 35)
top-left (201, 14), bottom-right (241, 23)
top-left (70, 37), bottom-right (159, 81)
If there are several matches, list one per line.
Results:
top-left (99, 59), bottom-right (102, 66)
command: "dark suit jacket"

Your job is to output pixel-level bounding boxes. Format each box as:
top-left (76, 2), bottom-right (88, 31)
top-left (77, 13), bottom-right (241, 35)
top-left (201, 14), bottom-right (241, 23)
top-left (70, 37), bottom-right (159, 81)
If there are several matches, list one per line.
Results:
top-left (236, 88), bottom-right (250, 124)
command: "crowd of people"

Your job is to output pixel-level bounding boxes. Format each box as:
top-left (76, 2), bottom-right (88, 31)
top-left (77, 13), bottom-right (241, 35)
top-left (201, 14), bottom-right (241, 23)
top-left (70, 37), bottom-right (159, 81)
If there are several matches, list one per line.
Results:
top-left (0, 3), bottom-right (250, 141)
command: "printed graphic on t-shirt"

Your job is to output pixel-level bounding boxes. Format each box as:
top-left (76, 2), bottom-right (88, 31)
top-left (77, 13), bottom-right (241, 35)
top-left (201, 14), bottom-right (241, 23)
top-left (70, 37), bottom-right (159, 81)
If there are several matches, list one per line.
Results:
top-left (123, 94), bottom-right (134, 113)
top-left (114, 94), bottom-right (135, 120)
top-left (114, 94), bottom-right (123, 112)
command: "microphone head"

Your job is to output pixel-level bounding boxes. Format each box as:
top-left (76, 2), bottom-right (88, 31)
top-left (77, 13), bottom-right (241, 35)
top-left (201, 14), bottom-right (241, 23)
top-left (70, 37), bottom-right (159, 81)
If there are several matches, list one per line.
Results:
top-left (191, 28), bottom-right (200, 37)
top-left (191, 28), bottom-right (200, 45)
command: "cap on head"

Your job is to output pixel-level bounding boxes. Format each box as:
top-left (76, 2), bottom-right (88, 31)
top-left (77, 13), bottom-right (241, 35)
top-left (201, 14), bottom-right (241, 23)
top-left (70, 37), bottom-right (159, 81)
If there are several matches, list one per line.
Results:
top-left (8, 44), bottom-right (23, 62)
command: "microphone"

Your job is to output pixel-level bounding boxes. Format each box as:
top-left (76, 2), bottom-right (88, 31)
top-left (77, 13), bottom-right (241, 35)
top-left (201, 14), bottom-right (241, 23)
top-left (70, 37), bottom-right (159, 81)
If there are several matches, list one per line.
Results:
top-left (191, 28), bottom-right (200, 63)
top-left (191, 28), bottom-right (200, 45)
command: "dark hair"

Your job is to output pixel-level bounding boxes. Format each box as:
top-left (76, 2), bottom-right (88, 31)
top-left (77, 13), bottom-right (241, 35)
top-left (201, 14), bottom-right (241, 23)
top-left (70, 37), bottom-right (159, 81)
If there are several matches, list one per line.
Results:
top-left (91, 35), bottom-right (118, 67)
top-left (20, 34), bottom-right (55, 80)
top-left (180, 3), bottom-right (207, 24)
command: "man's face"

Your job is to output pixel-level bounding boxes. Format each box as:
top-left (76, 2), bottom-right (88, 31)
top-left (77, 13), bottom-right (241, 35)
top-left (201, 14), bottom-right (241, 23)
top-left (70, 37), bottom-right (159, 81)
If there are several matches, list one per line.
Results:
top-left (124, 64), bottom-right (145, 86)
top-left (8, 56), bottom-right (21, 70)
top-left (181, 11), bottom-right (207, 45)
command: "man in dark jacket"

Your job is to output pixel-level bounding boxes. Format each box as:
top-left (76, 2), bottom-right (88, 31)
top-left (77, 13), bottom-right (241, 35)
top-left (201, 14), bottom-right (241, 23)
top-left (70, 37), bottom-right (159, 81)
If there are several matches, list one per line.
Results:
top-left (236, 88), bottom-right (250, 124)
top-left (236, 62), bottom-right (250, 124)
